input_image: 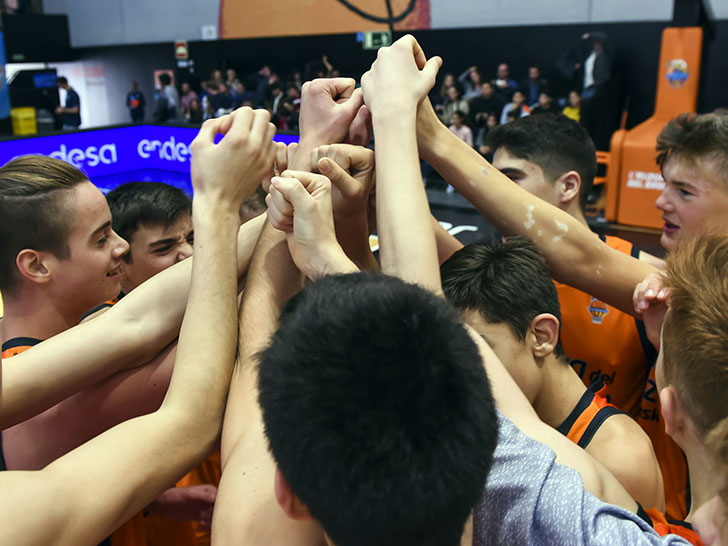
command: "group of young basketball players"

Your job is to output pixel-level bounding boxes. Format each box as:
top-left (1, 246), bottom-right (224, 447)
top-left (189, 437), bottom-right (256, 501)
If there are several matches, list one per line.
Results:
top-left (0, 35), bottom-right (726, 545)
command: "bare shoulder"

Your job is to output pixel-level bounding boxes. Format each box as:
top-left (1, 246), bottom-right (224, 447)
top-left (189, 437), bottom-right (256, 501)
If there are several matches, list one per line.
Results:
top-left (587, 413), bottom-right (665, 511)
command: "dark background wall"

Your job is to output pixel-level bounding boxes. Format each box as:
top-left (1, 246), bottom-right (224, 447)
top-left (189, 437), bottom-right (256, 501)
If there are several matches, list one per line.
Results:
top-left (71, 19), bottom-right (728, 129)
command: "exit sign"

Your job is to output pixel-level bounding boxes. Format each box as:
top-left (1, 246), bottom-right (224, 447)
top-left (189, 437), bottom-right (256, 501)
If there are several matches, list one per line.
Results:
top-left (362, 31), bottom-right (392, 50)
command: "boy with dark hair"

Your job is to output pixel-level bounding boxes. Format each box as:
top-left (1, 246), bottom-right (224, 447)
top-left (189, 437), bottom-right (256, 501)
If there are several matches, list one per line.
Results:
top-left (441, 237), bottom-right (663, 510)
top-left (259, 271), bottom-right (497, 546)
top-left (485, 112), bottom-right (657, 417)
top-left (106, 182), bottom-right (194, 295)
top-left (428, 108), bottom-right (689, 519)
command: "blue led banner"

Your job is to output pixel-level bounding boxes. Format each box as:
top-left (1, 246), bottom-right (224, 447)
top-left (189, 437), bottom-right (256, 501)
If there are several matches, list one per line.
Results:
top-left (0, 125), bottom-right (299, 179)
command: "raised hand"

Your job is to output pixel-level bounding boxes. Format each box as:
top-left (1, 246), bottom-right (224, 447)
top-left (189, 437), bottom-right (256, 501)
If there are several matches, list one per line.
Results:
top-left (298, 78), bottom-right (364, 148)
top-left (633, 272), bottom-right (670, 349)
top-left (266, 171), bottom-right (357, 279)
top-left (360, 35), bottom-right (442, 118)
top-left (311, 144), bottom-right (375, 219)
top-left (190, 107), bottom-right (277, 211)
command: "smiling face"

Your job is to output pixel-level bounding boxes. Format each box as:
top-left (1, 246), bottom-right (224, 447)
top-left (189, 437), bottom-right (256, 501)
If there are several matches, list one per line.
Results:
top-left (49, 182), bottom-right (129, 313)
top-left (122, 213), bottom-right (193, 292)
top-left (655, 155), bottom-right (728, 250)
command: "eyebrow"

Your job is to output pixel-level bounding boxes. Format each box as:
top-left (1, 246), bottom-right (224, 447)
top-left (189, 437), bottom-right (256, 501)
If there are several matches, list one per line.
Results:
top-left (148, 231), bottom-right (193, 250)
top-left (499, 167), bottom-right (526, 179)
top-left (90, 221), bottom-right (111, 240)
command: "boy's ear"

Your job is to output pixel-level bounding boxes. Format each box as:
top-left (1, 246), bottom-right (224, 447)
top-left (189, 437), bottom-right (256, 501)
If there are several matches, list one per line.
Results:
top-left (529, 313), bottom-right (560, 360)
top-left (16, 249), bottom-right (53, 285)
top-left (274, 468), bottom-right (313, 522)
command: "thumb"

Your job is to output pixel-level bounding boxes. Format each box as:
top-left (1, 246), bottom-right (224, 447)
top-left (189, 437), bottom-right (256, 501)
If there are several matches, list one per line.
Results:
top-left (272, 176), bottom-right (314, 211)
top-left (338, 87), bottom-right (364, 122)
top-left (421, 56), bottom-right (443, 86)
top-left (318, 158), bottom-right (357, 197)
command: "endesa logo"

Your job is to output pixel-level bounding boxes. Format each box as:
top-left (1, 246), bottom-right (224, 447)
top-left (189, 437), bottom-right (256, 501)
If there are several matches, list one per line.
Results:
top-left (50, 143), bottom-right (118, 168)
top-left (137, 136), bottom-right (191, 163)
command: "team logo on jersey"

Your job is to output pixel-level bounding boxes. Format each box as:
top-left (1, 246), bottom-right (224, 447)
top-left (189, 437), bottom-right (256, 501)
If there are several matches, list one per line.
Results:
top-left (588, 297), bottom-right (609, 325)
top-left (666, 59), bottom-right (689, 88)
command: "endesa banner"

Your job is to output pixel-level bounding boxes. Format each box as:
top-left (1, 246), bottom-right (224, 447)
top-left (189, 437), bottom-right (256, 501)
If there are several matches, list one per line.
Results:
top-left (0, 125), bottom-right (299, 179)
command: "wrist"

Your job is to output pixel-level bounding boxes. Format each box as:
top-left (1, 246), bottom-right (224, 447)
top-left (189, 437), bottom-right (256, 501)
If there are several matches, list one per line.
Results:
top-left (192, 202), bottom-right (240, 228)
top-left (371, 103), bottom-right (417, 128)
top-left (307, 240), bottom-right (358, 279)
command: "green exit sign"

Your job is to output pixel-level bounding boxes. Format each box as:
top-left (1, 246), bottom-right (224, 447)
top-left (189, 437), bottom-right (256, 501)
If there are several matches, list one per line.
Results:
top-left (363, 30), bottom-right (392, 50)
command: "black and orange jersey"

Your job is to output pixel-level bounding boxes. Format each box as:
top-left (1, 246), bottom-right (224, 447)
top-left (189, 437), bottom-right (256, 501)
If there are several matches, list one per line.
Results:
top-left (556, 379), bottom-right (626, 448)
top-left (81, 292), bottom-right (124, 322)
top-left (637, 504), bottom-right (704, 545)
top-left (1, 336), bottom-right (42, 359)
top-left (639, 366), bottom-right (690, 521)
top-left (1, 338), bottom-right (148, 546)
top-left (0, 338), bottom-right (42, 472)
top-left (555, 235), bottom-right (656, 416)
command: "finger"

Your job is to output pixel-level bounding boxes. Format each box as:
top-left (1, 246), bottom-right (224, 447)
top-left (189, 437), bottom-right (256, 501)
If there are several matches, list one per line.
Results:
top-left (269, 179), bottom-right (295, 217)
top-left (345, 105), bottom-right (372, 147)
top-left (406, 35), bottom-right (428, 70)
top-left (273, 141), bottom-right (288, 177)
top-left (249, 109), bottom-right (272, 145)
top-left (319, 158), bottom-right (358, 197)
top-left (266, 200), bottom-right (294, 233)
top-left (286, 142), bottom-right (298, 169)
top-left (421, 56), bottom-right (443, 87)
top-left (272, 175), bottom-right (318, 212)
top-left (228, 106), bottom-right (255, 134)
top-left (192, 117), bottom-right (226, 145)
top-left (337, 87), bottom-right (364, 124)
top-left (311, 146), bottom-right (330, 172)
top-left (326, 77), bottom-right (357, 99)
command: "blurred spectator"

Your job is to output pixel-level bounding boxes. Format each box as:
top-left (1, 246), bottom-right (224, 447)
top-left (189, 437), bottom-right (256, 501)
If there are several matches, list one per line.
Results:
top-left (493, 63), bottom-right (517, 101)
top-left (273, 98), bottom-right (299, 131)
top-left (207, 81), bottom-right (233, 117)
top-left (211, 69), bottom-right (224, 85)
top-left (179, 82), bottom-right (198, 120)
top-left (433, 73), bottom-right (456, 108)
top-left (290, 68), bottom-right (303, 91)
top-left (268, 82), bottom-right (284, 112)
top-left (458, 66), bottom-right (483, 100)
top-left (477, 113), bottom-right (500, 159)
top-left (153, 73), bottom-right (179, 122)
top-left (562, 90), bottom-right (581, 121)
top-left (126, 80), bottom-right (145, 123)
top-left (448, 110), bottom-right (473, 148)
top-left (230, 80), bottom-right (252, 108)
top-left (500, 90), bottom-right (530, 125)
top-left (286, 83), bottom-right (301, 109)
top-left (520, 66), bottom-right (549, 106)
top-left (187, 98), bottom-right (203, 123)
top-left (438, 85), bottom-right (469, 125)
top-left (530, 91), bottom-right (559, 115)
top-left (55, 76), bottom-right (81, 130)
top-left (579, 32), bottom-right (613, 149)
top-left (469, 81), bottom-right (504, 131)
top-left (225, 68), bottom-right (237, 88)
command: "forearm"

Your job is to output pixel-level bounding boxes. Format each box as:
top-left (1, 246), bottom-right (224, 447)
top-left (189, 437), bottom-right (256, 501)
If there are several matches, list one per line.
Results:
top-left (421, 120), bottom-right (656, 313)
top-left (161, 207), bottom-right (239, 427)
top-left (0, 410), bottom-right (211, 546)
top-left (374, 109), bottom-right (441, 293)
top-left (335, 215), bottom-right (378, 271)
top-left (221, 223), bottom-right (303, 465)
top-left (432, 214), bottom-right (464, 264)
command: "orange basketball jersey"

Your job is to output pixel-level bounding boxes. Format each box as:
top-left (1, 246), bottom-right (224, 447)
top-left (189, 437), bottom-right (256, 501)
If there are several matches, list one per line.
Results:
top-left (0, 338), bottom-right (148, 546)
top-left (638, 366), bottom-right (690, 521)
top-left (556, 379), bottom-right (625, 448)
top-left (555, 235), bottom-right (656, 416)
top-left (637, 505), bottom-right (704, 546)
